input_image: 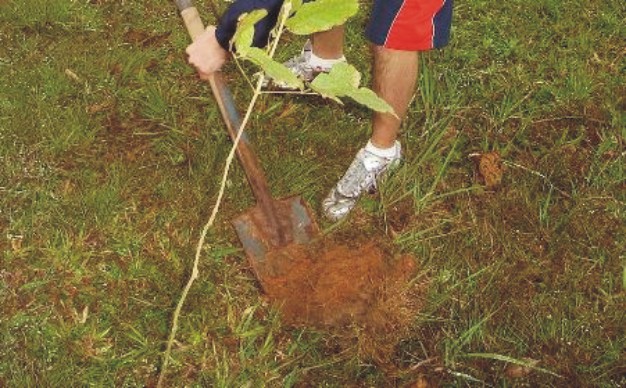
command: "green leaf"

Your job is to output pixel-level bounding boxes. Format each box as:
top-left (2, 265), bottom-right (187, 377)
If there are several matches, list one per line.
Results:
top-left (346, 88), bottom-right (395, 115)
top-left (331, 61), bottom-right (360, 88)
top-left (286, 0), bottom-right (359, 35)
top-left (232, 9), bottom-right (268, 54)
top-left (308, 72), bottom-right (344, 98)
top-left (310, 63), bottom-right (395, 114)
top-left (309, 63), bottom-right (360, 97)
top-left (246, 48), bottom-right (303, 90)
top-left (232, 7), bottom-right (303, 90)
top-left (290, 0), bottom-right (303, 12)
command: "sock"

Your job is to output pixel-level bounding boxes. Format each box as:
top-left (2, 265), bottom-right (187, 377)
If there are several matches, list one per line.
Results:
top-left (309, 51), bottom-right (346, 70)
top-left (365, 140), bottom-right (399, 159)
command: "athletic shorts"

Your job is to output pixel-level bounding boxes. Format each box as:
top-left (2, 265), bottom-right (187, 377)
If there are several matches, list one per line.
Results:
top-left (366, 0), bottom-right (453, 51)
top-left (215, 0), bottom-right (453, 51)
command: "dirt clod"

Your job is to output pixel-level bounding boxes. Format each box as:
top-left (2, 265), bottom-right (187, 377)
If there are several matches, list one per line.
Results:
top-left (472, 151), bottom-right (504, 189)
top-left (505, 358), bottom-right (540, 378)
top-left (259, 239), bottom-right (425, 363)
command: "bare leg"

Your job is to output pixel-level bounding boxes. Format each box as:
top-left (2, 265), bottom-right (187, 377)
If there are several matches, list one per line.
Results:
top-left (311, 26), bottom-right (345, 59)
top-left (370, 46), bottom-right (419, 148)
top-left (321, 46), bottom-right (419, 221)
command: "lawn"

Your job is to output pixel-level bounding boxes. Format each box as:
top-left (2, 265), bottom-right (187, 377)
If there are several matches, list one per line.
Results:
top-left (1, 0), bottom-right (624, 386)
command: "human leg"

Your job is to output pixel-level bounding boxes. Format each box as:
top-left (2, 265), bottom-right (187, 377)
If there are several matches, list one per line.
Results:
top-left (365, 0), bottom-right (452, 146)
top-left (311, 25), bottom-right (345, 60)
top-left (370, 46), bottom-right (418, 148)
top-left (322, 0), bottom-right (453, 221)
top-left (321, 47), bottom-right (416, 221)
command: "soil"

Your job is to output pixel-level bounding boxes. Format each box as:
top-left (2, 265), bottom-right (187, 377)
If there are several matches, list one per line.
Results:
top-left (472, 151), bottom-right (504, 189)
top-left (259, 238), bottom-right (425, 362)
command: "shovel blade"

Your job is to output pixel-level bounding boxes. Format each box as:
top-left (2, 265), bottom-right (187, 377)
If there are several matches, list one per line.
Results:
top-left (232, 196), bottom-right (318, 281)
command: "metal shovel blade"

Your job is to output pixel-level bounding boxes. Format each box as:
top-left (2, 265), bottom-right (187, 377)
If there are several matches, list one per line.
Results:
top-left (232, 196), bottom-right (319, 282)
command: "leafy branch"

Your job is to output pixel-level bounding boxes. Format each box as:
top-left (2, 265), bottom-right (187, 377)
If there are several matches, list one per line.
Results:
top-left (232, 0), bottom-right (395, 115)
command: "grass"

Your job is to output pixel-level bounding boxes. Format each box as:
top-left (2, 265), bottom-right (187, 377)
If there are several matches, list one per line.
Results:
top-left (1, 0), bottom-right (625, 385)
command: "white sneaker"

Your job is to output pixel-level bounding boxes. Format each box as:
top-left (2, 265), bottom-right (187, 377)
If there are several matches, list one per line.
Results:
top-left (264, 40), bottom-right (344, 89)
top-left (322, 142), bottom-right (401, 221)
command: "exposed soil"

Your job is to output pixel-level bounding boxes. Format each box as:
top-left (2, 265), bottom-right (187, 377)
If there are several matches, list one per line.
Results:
top-left (472, 151), bottom-right (504, 189)
top-left (259, 239), bottom-right (425, 362)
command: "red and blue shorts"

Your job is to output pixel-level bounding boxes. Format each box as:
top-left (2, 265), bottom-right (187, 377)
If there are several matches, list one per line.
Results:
top-left (215, 0), bottom-right (453, 51)
top-left (366, 0), bottom-right (453, 51)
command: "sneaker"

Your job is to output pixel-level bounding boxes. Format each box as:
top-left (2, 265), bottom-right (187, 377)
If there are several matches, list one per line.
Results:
top-left (322, 141), bottom-right (401, 221)
top-left (264, 40), bottom-right (343, 89)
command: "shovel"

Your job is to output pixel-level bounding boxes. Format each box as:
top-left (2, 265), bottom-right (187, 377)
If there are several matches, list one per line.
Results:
top-left (173, 0), bottom-right (319, 286)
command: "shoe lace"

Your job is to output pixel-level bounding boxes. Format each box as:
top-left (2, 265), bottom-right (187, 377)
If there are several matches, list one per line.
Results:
top-left (337, 157), bottom-right (380, 198)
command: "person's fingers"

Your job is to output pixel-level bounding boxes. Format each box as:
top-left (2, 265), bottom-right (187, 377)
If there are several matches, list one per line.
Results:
top-left (185, 46), bottom-right (199, 66)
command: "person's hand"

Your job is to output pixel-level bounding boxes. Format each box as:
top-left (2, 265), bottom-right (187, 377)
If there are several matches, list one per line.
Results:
top-left (186, 26), bottom-right (229, 80)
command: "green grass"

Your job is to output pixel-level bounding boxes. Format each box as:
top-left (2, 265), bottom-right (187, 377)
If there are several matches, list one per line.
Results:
top-left (1, 0), bottom-right (625, 385)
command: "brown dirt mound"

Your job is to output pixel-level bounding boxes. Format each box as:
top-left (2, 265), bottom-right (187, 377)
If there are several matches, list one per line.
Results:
top-left (259, 239), bottom-right (426, 363)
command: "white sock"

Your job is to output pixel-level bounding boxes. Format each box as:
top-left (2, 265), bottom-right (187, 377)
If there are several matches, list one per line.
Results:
top-left (309, 51), bottom-right (346, 70)
top-left (365, 140), bottom-right (399, 159)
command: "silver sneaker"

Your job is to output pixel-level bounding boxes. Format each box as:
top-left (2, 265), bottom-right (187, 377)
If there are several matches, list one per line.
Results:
top-left (322, 142), bottom-right (401, 221)
top-left (264, 40), bottom-right (343, 89)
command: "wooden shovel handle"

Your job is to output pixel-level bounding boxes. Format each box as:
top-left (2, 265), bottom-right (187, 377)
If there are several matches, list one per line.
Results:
top-left (174, 0), bottom-right (286, 244)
